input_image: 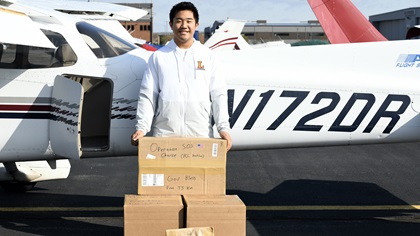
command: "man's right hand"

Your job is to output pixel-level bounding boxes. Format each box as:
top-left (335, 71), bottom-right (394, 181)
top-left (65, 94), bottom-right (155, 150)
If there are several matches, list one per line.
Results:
top-left (131, 130), bottom-right (145, 146)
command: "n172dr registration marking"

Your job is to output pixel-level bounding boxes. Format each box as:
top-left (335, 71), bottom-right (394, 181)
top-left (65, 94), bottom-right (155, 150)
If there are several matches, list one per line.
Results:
top-left (227, 89), bottom-right (410, 134)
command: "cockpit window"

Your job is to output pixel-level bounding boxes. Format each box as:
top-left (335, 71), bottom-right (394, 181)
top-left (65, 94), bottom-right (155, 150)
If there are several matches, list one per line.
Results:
top-left (0, 44), bottom-right (15, 64)
top-left (0, 30), bottom-right (77, 69)
top-left (76, 21), bottom-right (136, 58)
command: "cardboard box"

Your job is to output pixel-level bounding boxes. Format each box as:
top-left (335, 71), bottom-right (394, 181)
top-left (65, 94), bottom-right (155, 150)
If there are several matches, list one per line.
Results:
top-left (166, 227), bottom-right (214, 236)
top-left (124, 194), bottom-right (184, 236)
top-left (138, 137), bottom-right (227, 195)
top-left (183, 195), bottom-right (246, 236)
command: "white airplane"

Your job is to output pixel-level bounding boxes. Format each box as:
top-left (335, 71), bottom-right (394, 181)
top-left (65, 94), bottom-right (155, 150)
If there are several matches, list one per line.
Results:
top-left (204, 19), bottom-right (247, 51)
top-left (1, 0), bottom-right (420, 191)
top-left (0, 0), bottom-right (150, 191)
top-left (204, 19), bottom-right (289, 51)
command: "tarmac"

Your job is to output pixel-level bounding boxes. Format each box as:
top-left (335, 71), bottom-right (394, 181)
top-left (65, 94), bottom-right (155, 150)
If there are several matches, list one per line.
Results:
top-left (1, 141), bottom-right (420, 235)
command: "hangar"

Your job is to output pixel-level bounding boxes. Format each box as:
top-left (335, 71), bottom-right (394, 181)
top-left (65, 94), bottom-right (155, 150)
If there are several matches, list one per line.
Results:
top-left (370, 7), bottom-right (420, 40)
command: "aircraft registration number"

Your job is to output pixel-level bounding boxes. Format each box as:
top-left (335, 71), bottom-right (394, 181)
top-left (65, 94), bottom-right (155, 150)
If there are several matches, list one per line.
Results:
top-left (228, 90), bottom-right (411, 134)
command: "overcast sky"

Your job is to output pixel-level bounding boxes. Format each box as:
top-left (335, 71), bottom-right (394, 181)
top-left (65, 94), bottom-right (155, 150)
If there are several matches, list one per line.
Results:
top-left (73, 0), bottom-right (419, 32)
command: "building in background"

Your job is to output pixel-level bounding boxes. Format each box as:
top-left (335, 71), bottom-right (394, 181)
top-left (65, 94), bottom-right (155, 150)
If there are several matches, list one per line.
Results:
top-left (116, 4), bottom-right (420, 46)
top-left (370, 7), bottom-right (420, 40)
top-left (205, 20), bottom-right (327, 45)
top-left (118, 3), bottom-right (153, 43)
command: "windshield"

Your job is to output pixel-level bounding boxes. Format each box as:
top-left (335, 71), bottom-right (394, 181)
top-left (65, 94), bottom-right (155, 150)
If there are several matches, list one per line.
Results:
top-left (76, 21), bottom-right (137, 59)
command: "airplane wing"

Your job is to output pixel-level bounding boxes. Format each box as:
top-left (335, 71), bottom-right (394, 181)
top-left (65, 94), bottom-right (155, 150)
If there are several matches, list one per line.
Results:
top-left (0, 7), bottom-right (55, 48)
top-left (307, 0), bottom-right (387, 44)
top-left (2, 0), bottom-right (148, 47)
top-left (8, 0), bottom-right (148, 21)
top-left (54, 2), bottom-right (148, 21)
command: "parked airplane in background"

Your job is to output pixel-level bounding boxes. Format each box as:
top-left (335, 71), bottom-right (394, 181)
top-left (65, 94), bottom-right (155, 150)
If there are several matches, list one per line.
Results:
top-left (308, 0), bottom-right (388, 43)
top-left (204, 19), bottom-right (289, 51)
top-left (1, 0), bottom-right (420, 191)
top-left (204, 19), bottom-right (247, 51)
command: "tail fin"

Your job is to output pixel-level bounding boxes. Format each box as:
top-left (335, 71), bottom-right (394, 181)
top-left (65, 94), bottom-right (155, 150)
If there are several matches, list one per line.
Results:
top-left (308, 0), bottom-right (387, 44)
top-left (234, 36), bottom-right (253, 50)
top-left (204, 19), bottom-right (246, 51)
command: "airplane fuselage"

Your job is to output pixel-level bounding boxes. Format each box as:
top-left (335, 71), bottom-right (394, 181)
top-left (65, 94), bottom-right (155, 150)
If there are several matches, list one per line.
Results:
top-left (223, 40), bottom-right (420, 148)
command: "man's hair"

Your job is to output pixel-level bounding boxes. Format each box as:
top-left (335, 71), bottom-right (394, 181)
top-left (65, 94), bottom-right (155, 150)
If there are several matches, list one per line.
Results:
top-left (169, 2), bottom-right (199, 23)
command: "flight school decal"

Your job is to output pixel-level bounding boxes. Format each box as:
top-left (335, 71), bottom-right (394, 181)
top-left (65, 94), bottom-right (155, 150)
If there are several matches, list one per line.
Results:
top-left (396, 54), bottom-right (420, 68)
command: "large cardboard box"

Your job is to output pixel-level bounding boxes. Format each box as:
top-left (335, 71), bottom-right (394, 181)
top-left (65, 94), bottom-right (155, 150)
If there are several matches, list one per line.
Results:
top-left (124, 194), bottom-right (184, 236)
top-left (138, 137), bottom-right (227, 195)
top-left (183, 195), bottom-right (246, 236)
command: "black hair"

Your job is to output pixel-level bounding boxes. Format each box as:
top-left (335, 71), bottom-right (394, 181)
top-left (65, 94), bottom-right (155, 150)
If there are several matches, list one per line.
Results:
top-left (169, 2), bottom-right (199, 23)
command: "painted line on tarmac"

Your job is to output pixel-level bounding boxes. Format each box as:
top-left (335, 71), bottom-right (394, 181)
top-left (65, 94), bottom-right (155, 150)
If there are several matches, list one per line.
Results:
top-left (0, 207), bottom-right (122, 212)
top-left (246, 205), bottom-right (420, 211)
top-left (1, 205), bottom-right (420, 212)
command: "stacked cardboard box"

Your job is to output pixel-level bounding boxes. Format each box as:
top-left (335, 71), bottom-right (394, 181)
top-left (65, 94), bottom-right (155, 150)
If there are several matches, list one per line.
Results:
top-left (137, 137), bottom-right (227, 195)
top-left (124, 194), bottom-right (184, 236)
top-left (183, 195), bottom-right (246, 236)
top-left (124, 137), bottom-right (246, 236)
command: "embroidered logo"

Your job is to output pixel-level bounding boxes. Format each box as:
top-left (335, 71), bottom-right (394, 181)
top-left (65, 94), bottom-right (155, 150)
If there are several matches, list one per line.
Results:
top-left (197, 61), bottom-right (205, 70)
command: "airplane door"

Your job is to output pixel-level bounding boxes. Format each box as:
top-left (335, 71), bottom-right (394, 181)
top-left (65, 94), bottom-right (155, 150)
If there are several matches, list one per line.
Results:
top-left (49, 75), bottom-right (83, 159)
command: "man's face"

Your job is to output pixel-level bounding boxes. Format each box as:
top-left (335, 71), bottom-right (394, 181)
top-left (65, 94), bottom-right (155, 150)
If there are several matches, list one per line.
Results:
top-left (170, 10), bottom-right (198, 47)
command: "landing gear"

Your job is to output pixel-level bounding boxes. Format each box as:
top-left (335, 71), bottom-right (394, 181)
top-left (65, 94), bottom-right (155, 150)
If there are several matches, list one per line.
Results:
top-left (0, 160), bottom-right (71, 192)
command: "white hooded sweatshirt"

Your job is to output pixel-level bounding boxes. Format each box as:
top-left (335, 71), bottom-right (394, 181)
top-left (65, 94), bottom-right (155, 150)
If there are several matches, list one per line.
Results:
top-left (135, 39), bottom-right (230, 137)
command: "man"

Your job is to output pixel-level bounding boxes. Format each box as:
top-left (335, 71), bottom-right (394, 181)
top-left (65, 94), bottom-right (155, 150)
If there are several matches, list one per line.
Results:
top-left (131, 2), bottom-right (232, 151)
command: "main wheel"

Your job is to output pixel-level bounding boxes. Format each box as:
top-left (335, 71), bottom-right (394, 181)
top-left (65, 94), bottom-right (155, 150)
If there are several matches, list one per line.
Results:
top-left (0, 181), bottom-right (36, 192)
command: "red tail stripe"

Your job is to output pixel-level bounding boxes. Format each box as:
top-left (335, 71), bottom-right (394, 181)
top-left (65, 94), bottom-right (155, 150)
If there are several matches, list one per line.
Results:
top-left (208, 37), bottom-right (238, 49)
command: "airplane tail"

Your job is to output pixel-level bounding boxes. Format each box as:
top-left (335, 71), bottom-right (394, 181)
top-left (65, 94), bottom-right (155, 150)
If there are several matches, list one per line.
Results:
top-left (204, 19), bottom-right (246, 51)
top-left (308, 0), bottom-right (387, 44)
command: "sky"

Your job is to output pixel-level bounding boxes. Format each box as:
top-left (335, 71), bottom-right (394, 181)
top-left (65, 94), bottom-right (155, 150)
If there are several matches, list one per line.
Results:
top-left (71, 0), bottom-right (420, 33)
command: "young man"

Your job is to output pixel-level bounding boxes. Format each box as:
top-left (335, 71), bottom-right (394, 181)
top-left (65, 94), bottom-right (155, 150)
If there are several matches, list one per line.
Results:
top-left (132, 2), bottom-right (232, 151)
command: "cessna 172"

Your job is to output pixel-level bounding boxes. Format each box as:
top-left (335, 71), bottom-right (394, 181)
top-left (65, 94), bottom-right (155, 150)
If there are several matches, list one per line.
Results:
top-left (1, 0), bottom-right (420, 191)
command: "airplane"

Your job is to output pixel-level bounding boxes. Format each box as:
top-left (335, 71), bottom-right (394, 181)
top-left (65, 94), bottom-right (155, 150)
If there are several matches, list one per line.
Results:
top-left (204, 19), bottom-right (247, 51)
top-left (308, 0), bottom-right (388, 43)
top-left (0, 0), bottom-right (151, 191)
top-left (2, 0), bottom-right (420, 192)
top-left (204, 19), bottom-right (290, 51)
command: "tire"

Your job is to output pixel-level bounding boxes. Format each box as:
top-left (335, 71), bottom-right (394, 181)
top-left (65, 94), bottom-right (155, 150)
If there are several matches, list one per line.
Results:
top-left (0, 181), bottom-right (36, 192)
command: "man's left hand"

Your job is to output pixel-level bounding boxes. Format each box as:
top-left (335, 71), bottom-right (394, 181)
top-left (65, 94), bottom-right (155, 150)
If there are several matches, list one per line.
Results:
top-left (219, 131), bottom-right (232, 152)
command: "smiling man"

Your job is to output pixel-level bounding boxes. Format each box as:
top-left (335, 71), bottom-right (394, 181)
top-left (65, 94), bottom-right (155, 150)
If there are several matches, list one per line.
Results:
top-left (132, 2), bottom-right (232, 151)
